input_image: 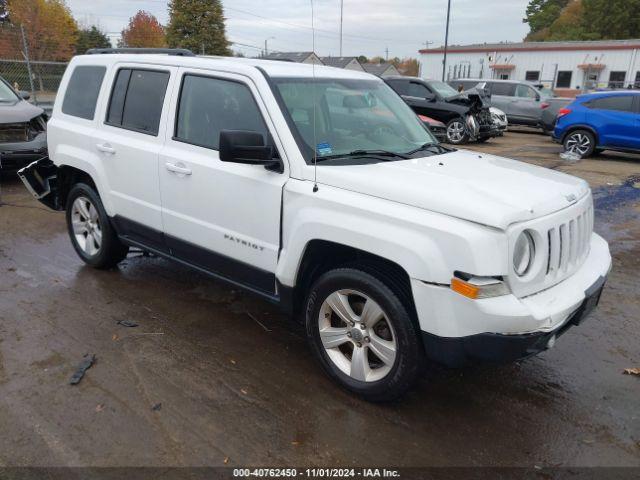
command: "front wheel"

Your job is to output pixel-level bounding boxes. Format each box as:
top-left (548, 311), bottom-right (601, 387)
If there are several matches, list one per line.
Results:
top-left (305, 267), bottom-right (423, 402)
top-left (563, 130), bottom-right (596, 158)
top-left (66, 183), bottom-right (129, 269)
top-left (446, 118), bottom-right (469, 145)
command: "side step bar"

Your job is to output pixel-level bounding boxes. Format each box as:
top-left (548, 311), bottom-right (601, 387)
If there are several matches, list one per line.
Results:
top-left (17, 157), bottom-right (61, 210)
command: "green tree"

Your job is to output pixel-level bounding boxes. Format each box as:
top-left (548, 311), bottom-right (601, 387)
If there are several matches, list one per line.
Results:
top-left (545, 0), bottom-right (593, 40)
top-left (357, 55), bottom-right (368, 64)
top-left (166, 0), bottom-right (230, 55)
top-left (524, 0), bottom-right (570, 40)
top-left (582, 0), bottom-right (640, 39)
top-left (76, 26), bottom-right (111, 54)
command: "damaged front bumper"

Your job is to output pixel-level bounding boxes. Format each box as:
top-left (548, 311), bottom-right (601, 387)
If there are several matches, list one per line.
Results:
top-left (0, 132), bottom-right (47, 171)
top-left (17, 156), bottom-right (61, 210)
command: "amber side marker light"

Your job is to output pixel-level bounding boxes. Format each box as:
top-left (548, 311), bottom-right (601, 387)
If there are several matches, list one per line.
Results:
top-left (451, 277), bottom-right (480, 299)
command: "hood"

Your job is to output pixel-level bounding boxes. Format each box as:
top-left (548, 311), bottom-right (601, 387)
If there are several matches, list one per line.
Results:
top-left (445, 87), bottom-right (491, 110)
top-left (0, 100), bottom-right (44, 124)
top-left (314, 150), bottom-right (589, 230)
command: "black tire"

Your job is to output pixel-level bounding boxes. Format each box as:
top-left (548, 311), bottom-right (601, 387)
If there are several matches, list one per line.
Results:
top-left (563, 129), bottom-right (596, 158)
top-left (66, 183), bottom-right (129, 269)
top-left (445, 118), bottom-right (469, 145)
top-left (476, 137), bottom-right (490, 143)
top-left (304, 267), bottom-right (423, 402)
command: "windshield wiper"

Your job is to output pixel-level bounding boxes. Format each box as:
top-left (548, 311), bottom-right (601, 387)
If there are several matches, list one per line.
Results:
top-left (405, 142), bottom-right (454, 156)
top-left (316, 149), bottom-right (410, 162)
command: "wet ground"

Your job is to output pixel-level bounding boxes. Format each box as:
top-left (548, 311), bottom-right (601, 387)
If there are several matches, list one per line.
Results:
top-left (0, 131), bottom-right (638, 468)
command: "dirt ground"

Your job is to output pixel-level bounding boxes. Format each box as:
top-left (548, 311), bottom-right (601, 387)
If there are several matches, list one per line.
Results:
top-left (0, 130), bottom-right (638, 469)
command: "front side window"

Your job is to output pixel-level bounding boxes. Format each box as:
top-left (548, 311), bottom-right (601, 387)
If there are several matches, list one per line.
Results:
top-left (515, 84), bottom-right (537, 99)
top-left (175, 75), bottom-right (269, 150)
top-left (273, 77), bottom-right (435, 164)
top-left (106, 68), bottom-right (169, 135)
top-left (62, 66), bottom-right (106, 120)
top-left (407, 82), bottom-right (432, 98)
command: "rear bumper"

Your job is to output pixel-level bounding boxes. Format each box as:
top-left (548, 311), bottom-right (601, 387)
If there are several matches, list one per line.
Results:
top-left (0, 132), bottom-right (47, 170)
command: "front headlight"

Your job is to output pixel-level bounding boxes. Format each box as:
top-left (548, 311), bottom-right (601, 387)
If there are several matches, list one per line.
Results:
top-left (513, 231), bottom-right (535, 276)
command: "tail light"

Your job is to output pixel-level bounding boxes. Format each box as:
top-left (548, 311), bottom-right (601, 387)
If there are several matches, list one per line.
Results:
top-left (557, 108), bottom-right (572, 118)
top-left (541, 102), bottom-right (550, 109)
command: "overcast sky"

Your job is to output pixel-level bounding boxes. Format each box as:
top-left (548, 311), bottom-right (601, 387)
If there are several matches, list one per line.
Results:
top-left (66, 0), bottom-right (531, 59)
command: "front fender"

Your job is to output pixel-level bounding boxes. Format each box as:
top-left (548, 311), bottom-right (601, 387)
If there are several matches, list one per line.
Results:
top-left (277, 181), bottom-right (508, 287)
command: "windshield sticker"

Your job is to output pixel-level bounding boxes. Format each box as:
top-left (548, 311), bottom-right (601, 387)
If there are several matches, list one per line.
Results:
top-left (317, 142), bottom-right (333, 156)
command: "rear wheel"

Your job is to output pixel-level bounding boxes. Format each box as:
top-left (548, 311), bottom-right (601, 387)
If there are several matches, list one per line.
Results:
top-left (563, 130), bottom-right (596, 158)
top-left (446, 118), bottom-right (469, 145)
top-left (305, 267), bottom-right (423, 402)
top-left (66, 183), bottom-right (129, 269)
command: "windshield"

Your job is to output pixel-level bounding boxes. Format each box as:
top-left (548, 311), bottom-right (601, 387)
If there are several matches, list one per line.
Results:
top-left (272, 77), bottom-right (436, 164)
top-left (428, 80), bottom-right (459, 98)
top-left (0, 79), bottom-right (19, 102)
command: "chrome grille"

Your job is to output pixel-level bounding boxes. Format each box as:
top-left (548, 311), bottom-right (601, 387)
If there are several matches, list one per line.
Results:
top-left (545, 204), bottom-right (593, 278)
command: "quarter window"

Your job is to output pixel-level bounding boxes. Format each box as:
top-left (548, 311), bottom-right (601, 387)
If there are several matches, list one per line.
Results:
top-left (175, 75), bottom-right (269, 150)
top-left (62, 66), bottom-right (106, 120)
top-left (106, 69), bottom-right (170, 136)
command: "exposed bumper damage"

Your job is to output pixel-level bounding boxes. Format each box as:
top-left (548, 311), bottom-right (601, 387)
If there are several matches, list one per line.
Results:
top-left (17, 156), bottom-right (61, 210)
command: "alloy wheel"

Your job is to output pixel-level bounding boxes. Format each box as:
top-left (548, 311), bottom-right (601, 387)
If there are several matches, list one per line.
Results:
top-left (447, 121), bottom-right (465, 143)
top-left (318, 289), bottom-right (397, 382)
top-left (565, 133), bottom-right (591, 156)
top-left (71, 196), bottom-right (102, 256)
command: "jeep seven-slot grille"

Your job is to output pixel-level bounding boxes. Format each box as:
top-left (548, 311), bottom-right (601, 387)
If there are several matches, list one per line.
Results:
top-left (0, 123), bottom-right (29, 143)
top-left (545, 205), bottom-right (593, 278)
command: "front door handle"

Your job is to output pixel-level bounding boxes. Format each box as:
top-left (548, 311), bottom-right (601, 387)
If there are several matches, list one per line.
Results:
top-left (96, 143), bottom-right (116, 154)
top-left (165, 162), bottom-right (192, 176)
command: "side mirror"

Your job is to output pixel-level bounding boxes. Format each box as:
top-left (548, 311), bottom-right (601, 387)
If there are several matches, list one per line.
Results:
top-left (19, 91), bottom-right (30, 100)
top-left (219, 130), bottom-right (282, 172)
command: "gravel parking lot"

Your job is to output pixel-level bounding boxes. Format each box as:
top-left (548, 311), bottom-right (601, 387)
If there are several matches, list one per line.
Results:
top-left (0, 130), bottom-right (638, 468)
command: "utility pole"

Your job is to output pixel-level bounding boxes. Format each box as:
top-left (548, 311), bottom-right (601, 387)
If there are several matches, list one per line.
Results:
top-left (385, 46), bottom-right (389, 61)
top-left (339, 0), bottom-right (343, 56)
top-left (20, 24), bottom-right (36, 102)
top-left (264, 36), bottom-right (275, 57)
top-left (423, 40), bottom-right (433, 50)
top-left (442, 0), bottom-right (452, 81)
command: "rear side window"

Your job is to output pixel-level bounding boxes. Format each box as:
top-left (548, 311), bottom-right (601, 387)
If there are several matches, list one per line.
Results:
top-left (106, 68), bottom-right (170, 136)
top-left (62, 66), bottom-right (106, 120)
top-left (407, 82), bottom-right (431, 98)
top-left (174, 75), bottom-right (269, 150)
top-left (490, 82), bottom-right (516, 96)
top-left (386, 80), bottom-right (408, 95)
top-left (586, 95), bottom-right (635, 112)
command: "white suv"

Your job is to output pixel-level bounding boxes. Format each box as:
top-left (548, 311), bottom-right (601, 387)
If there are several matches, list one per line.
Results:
top-left (20, 49), bottom-right (611, 401)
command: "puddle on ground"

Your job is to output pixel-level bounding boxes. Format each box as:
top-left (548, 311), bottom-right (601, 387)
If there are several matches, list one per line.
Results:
top-left (592, 175), bottom-right (640, 252)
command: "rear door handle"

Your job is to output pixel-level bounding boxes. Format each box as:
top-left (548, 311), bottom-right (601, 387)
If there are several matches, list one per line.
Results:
top-left (165, 162), bottom-right (192, 176)
top-left (96, 143), bottom-right (116, 154)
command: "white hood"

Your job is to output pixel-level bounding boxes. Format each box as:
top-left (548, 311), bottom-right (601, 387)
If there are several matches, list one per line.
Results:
top-left (313, 149), bottom-right (590, 230)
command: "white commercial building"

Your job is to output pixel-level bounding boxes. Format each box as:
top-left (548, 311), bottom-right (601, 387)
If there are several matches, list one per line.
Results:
top-left (419, 40), bottom-right (640, 95)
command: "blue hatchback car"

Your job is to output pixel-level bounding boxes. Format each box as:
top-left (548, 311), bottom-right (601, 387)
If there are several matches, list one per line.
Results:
top-left (553, 91), bottom-right (640, 157)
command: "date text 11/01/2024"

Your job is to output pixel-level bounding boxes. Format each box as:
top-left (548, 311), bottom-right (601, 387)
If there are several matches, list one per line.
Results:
top-left (232, 468), bottom-right (401, 478)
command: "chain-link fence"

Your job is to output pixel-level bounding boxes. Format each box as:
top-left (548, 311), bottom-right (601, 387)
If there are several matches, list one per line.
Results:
top-left (0, 23), bottom-right (68, 110)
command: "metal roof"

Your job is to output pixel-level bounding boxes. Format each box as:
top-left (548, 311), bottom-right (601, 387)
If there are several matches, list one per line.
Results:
top-left (419, 39), bottom-right (640, 54)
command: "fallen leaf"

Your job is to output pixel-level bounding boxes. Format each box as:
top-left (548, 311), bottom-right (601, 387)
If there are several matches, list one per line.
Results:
top-left (95, 404), bottom-right (105, 412)
top-left (623, 368), bottom-right (640, 376)
top-left (291, 441), bottom-right (300, 446)
top-left (240, 388), bottom-right (248, 395)
top-left (224, 457), bottom-right (229, 464)
top-left (230, 359), bottom-right (236, 365)
top-left (112, 334), bottom-right (119, 341)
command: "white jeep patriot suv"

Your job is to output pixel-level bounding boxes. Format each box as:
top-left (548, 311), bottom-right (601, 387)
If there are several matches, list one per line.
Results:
top-left (20, 48), bottom-right (612, 401)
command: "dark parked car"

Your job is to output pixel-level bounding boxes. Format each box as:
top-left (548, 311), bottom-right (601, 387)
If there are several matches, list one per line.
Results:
top-left (0, 76), bottom-right (47, 171)
top-left (384, 76), bottom-right (498, 145)
top-left (553, 91), bottom-right (640, 157)
top-left (540, 96), bottom-right (573, 134)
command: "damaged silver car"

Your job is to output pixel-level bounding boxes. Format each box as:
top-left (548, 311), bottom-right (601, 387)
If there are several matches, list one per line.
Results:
top-left (0, 76), bottom-right (47, 171)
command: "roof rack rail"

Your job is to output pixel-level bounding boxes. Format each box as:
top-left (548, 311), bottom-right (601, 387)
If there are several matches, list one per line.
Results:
top-left (85, 48), bottom-right (196, 57)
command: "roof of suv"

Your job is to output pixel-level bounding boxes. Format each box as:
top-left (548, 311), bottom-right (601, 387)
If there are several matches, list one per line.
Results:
top-left (71, 53), bottom-right (375, 80)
